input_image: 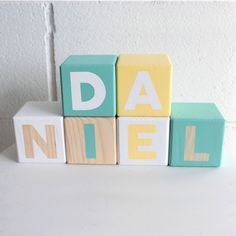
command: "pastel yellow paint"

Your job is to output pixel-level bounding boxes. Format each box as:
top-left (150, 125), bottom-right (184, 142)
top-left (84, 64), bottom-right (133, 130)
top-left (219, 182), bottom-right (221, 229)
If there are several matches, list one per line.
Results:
top-left (128, 124), bottom-right (157, 160)
top-left (117, 54), bottom-right (172, 116)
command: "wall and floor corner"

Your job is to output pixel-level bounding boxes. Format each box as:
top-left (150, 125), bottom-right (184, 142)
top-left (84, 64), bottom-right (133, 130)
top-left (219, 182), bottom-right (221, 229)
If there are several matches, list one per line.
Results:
top-left (0, 2), bottom-right (236, 155)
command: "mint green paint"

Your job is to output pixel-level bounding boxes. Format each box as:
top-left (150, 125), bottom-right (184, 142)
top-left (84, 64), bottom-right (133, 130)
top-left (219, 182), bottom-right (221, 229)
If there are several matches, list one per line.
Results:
top-left (84, 124), bottom-right (96, 159)
top-left (60, 55), bottom-right (117, 117)
top-left (80, 83), bottom-right (94, 102)
top-left (169, 103), bottom-right (225, 167)
top-left (171, 103), bottom-right (224, 120)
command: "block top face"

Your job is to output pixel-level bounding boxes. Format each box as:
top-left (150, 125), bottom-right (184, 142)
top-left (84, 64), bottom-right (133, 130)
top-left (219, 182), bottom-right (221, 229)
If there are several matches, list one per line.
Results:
top-left (117, 54), bottom-right (172, 67)
top-left (14, 102), bottom-right (62, 118)
top-left (61, 55), bottom-right (117, 67)
top-left (171, 103), bottom-right (224, 120)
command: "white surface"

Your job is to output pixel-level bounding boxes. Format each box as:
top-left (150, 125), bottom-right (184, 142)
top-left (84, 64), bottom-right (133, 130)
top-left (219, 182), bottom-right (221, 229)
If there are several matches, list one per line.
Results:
top-left (0, 3), bottom-right (48, 150)
top-left (1, 144), bottom-right (236, 236)
top-left (13, 102), bottom-right (65, 163)
top-left (118, 117), bottom-right (169, 165)
top-left (0, 2), bottom-right (236, 153)
top-left (14, 102), bottom-right (63, 118)
top-left (53, 2), bottom-right (236, 120)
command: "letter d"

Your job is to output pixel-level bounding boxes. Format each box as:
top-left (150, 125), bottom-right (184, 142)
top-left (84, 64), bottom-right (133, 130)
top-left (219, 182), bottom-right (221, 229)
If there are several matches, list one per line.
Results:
top-left (70, 72), bottom-right (106, 111)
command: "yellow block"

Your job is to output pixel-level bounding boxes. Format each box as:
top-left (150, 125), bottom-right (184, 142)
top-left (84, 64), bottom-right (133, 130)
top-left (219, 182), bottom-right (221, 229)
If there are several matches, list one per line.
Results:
top-left (117, 54), bottom-right (172, 117)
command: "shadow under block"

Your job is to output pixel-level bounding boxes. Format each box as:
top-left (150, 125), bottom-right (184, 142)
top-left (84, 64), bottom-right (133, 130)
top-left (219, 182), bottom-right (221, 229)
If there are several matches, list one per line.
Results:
top-left (13, 102), bottom-right (66, 163)
top-left (169, 103), bottom-right (225, 167)
top-left (64, 117), bottom-right (117, 164)
top-left (117, 54), bottom-right (172, 117)
top-left (60, 55), bottom-right (117, 117)
top-left (118, 117), bottom-right (169, 165)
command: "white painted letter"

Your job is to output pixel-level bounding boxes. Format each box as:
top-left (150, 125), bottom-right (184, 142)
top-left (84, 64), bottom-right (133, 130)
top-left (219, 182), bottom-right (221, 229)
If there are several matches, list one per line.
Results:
top-left (125, 71), bottom-right (162, 110)
top-left (70, 72), bottom-right (106, 111)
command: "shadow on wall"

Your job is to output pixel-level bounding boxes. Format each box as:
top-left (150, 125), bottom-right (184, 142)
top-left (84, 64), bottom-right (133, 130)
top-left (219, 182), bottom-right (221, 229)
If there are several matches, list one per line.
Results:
top-left (0, 119), bottom-right (15, 152)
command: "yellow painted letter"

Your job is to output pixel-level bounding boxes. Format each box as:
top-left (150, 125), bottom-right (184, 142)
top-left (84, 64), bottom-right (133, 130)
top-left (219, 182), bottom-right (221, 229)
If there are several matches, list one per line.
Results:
top-left (128, 124), bottom-right (157, 160)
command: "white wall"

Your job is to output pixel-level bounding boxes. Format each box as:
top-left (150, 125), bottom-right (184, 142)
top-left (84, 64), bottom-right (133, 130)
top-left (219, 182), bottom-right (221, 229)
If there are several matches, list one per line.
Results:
top-left (0, 2), bottom-right (236, 154)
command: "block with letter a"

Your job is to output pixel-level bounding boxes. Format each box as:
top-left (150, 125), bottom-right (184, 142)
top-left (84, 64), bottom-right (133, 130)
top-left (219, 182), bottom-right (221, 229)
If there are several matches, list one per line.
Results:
top-left (118, 117), bottom-right (169, 165)
top-left (169, 103), bottom-right (225, 167)
top-left (13, 102), bottom-right (66, 163)
top-left (117, 54), bottom-right (172, 117)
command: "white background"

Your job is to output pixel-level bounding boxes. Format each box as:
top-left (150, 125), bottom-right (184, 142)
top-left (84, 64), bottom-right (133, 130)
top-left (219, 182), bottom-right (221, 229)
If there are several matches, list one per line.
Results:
top-left (0, 2), bottom-right (236, 154)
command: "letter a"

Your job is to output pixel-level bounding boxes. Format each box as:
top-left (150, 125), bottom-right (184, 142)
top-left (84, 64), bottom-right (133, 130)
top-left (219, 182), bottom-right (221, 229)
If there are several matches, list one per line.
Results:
top-left (125, 71), bottom-right (162, 110)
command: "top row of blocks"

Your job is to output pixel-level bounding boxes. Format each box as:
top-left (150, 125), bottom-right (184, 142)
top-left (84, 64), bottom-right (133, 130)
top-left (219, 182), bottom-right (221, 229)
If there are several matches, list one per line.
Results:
top-left (60, 54), bottom-right (172, 117)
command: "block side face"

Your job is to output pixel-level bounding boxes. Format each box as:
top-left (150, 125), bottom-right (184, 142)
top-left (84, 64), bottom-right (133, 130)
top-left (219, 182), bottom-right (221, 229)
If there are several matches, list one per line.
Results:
top-left (13, 117), bottom-right (66, 163)
top-left (117, 63), bottom-right (172, 117)
top-left (64, 117), bottom-right (117, 164)
top-left (61, 63), bottom-right (116, 116)
top-left (169, 119), bottom-right (225, 167)
top-left (61, 55), bottom-right (117, 66)
top-left (118, 117), bottom-right (169, 165)
top-left (171, 103), bottom-right (224, 120)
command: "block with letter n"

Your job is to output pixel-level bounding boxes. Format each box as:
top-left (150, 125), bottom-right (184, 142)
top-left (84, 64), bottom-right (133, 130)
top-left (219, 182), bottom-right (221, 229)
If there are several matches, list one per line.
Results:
top-left (13, 102), bottom-right (66, 163)
top-left (169, 103), bottom-right (225, 167)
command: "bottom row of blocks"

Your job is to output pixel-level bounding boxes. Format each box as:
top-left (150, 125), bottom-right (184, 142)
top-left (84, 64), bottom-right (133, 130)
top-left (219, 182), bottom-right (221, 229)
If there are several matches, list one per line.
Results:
top-left (14, 102), bottom-right (225, 167)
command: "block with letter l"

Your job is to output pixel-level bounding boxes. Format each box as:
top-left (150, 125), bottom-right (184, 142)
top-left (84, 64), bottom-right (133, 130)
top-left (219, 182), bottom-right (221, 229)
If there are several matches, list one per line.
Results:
top-left (60, 55), bottom-right (117, 117)
top-left (169, 103), bottom-right (225, 167)
top-left (13, 102), bottom-right (66, 163)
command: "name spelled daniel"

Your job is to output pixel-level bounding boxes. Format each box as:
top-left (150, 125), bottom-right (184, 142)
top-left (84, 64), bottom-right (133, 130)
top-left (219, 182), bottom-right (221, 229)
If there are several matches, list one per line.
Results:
top-left (13, 55), bottom-right (224, 167)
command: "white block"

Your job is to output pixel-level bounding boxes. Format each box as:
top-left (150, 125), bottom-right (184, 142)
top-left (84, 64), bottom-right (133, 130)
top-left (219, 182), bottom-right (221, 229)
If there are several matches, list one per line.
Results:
top-left (13, 102), bottom-right (66, 163)
top-left (118, 117), bottom-right (169, 165)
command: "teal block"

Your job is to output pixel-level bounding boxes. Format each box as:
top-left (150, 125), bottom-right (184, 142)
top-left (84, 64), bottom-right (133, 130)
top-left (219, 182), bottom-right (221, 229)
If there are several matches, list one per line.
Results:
top-left (60, 55), bottom-right (117, 116)
top-left (169, 103), bottom-right (225, 167)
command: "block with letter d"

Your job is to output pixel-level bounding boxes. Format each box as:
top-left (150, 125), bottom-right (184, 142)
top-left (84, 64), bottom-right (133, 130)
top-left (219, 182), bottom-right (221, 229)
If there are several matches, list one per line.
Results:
top-left (60, 55), bottom-right (117, 116)
top-left (169, 103), bottom-right (225, 167)
top-left (117, 54), bottom-right (172, 117)
top-left (13, 102), bottom-right (66, 163)
top-left (118, 117), bottom-right (169, 165)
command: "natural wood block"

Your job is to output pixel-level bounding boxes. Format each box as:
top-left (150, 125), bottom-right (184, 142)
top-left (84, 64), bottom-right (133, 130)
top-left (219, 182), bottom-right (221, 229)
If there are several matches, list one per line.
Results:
top-left (117, 54), bottom-right (172, 117)
top-left (118, 117), bottom-right (169, 165)
top-left (60, 55), bottom-right (117, 117)
top-left (13, 102), bottom-right (66, 163)
top-left (64, 117), bottom-right (117, 164)
top-left (169, 103), bottom-right (225, 167)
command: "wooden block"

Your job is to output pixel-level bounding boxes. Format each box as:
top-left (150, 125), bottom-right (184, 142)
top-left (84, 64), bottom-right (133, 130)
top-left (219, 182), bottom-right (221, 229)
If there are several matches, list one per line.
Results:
top-left (118, 117), bottom-right (169, 165)
top-left (64, 117), bottom-right (117, 164)
top-left (13, 102), bottom-right (66, 163)
top-left (117, 54), bottom-right (172, 117)
top-left (169, 103), bottom-right (225, 167)
top-left (60, 55), bottom-right (117, 117)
